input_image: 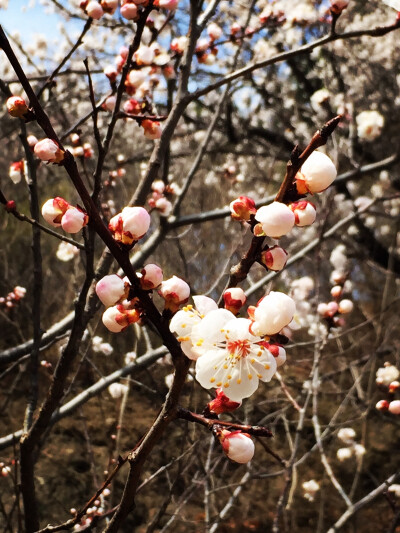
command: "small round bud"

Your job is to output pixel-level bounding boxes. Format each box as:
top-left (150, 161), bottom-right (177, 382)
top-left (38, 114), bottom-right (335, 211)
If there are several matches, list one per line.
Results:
top-left (229, 196), bottom-right (257, 222)
top-left (290, 201), bottom-right (317, 227)
top-left (254, 202), bottom-right (295, 238)
top-left (102, 305), bottom-right (140, 333)
top-left (330, 0), bottom-right (349, 14)
top-left (219, 430), bottom-right (255, 464)
top-left (42, 197), bottom-right (70, 227)
top-left (6, 96), bottom-right (29, 118)
top-left (223, 287), bottom-right (246, 314)
top-left (330, 285), bottom-right (342, 299)
top-left (338, 299), bottom-right (354, 314)
top-left (140, 264), bottom-right (163, 290)
top-left (296, 151), bottom-right (337, 194)
top-left (159, 276), bottom-right (190, 311)
top-left (96, 275), bottom-right (130, 307)
top-left (389, 380), bottom-right (400, 393)
top-left (388, 400), bottom-right (400, 415)
top-left (86, 1), bottom-right (104, 19)
top-left (260, 245), bottom-right (288, 271)
top-left (376, 399), bottom-right (389, 411)
top-left (61, 207), bottom-right (88, 233)
top-left (34, 138), bottom-right (65, 164)
top-left (142, 120), bottom-right (162, 140)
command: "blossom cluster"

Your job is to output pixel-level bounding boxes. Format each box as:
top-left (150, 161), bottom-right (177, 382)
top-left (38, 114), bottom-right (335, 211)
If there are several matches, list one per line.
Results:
top-left (0, 286), bottom-right (26, 310)
top-left (375, 363), bottom-right (400, 415)
top-left (336, 428), bottom-right (366, 462)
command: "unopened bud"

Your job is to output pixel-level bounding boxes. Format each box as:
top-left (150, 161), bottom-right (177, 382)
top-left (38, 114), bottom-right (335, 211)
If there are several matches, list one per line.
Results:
top-left (376, 399), bottom-right (389, 411)
top-left (296, 151), bottom-right (337, 194)
top-left (219, 430), bottom-right (255, 464)
top-left (96, 274), bottom-right (130, 307)
top-left (142, 119), bottom-right (162, 140)
top-left (388, 400), bottom-right (400, 415)
top-left (42, 197), bottom-right (70, 227)
top-left (140, 264), bottom-right (163, 290)
top-left (102, 305), bottom-right (140, 333)
top-left (159, 276), bottom-right (190, 311)
top-left (120, 2), bottom-right (138, 19)
top-left (86, 1), bottom-right (104, 19)
top-left (61, 206), bottom-right (88, 233)
top-left (229, 196), bottom-right (257, 222)
top-left (254, 202), bottom-right (295, 239)
top-left (338, 299), bottom-right (353, 314)
top-left (389, 381), bottom-right (400, 393)
top-left (223, 287), bottom-right (246, 314)
top-left (330, 0), bottom-right (349, 15)
top-left (330, 285), bottom-right (342, 299)
top-left (290, 201), bottom-right (317, 227)
top-left (6, 96), bottom-right (29, 118)
top-left (260, 245), bottom-right (288, 271)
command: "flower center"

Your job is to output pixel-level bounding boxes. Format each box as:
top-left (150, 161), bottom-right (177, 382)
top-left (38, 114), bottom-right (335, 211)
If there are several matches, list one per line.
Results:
top-left (226, 339), bottom-right (251, 359)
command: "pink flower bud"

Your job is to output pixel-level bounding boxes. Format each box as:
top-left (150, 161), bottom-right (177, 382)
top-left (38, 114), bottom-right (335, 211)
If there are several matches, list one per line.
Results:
top-left (207, 388), bottom-right (241, 415)
top-left (231, 22), bottom-right (241, 35)
top-left (388, 400), bottom-right (400, 415)
top-left (42, 197), bottom-right (70, 226)
top-left (376, 399), bottom-right (389, 411)
top-left (229, 196), bottom-right (257, 221)
top-left (261, 342), bottom-right (286, 367)
top-left (330, 0), bottom-right (349, 14)
top-left (260, 245), bottom-right (288, 271)
top-left (61, 206), bottom-right (88, 233)
top-left (318, 301), bottom-right (338, 318)
top-left (254, 202), bottom-right (295, 238)
top-left (142, 119), bottom-right (162, 140)
top-left (6, 96), bottom-right (29, 118)
top-left (151, 180), bottom-right (166, 194)
top-left (9, 161), bottom-right (24, 184)
top-left (83, 143), bottom-right (94, 158)
top-left (140, 264), bottom-right (163, 290)
top-left (159, 276), bottom-right (190, 311)
top-left (330, 285), bottom-right (342, 299)
top-left (249, 291), bottom-right (295, 336)
top-left (27, 135), bottom-right (38, 149)
top-left (123, 98), bottom-right (141, 115)
top-left (338, 299), bottom-right (353, 314)
top-left (135, 46), bottom-right (155, 65)
top-left (156, 0), bottom-right (179, 9)
top-left (290, 201), bottom-right (317, 227)
top-left (120, 3), bottom-right (138, 19)
top-left (207, 23), bottom-right (223, 41)
top-left (100, 0), bottom-right (118, 14)
top-left (223, 287), bottom-right (246, 314)
top-left (296, 151), bottom-right (337, 194)
top-left (34, 138), bottom-right (65, 164)
top-left (104, 66), bottom-right (118, 83)
top-left (219, 430), bottom-right (255, 464)
top-left (155, 197), bottom-right (173, 216)
top-left (170, 36), bottom-right (188, 54)
top-left (104, 95), bottom-right (116, 112)
top-left (109, 206), bottom-right (151, 245)
top-left (86, 1), bottom-right (104, 19)
top-left (389, 381), bottom-right (400, 393)
top-left (96, 274), bottom-right (130, 307)
top-left (126, 70), bottom-right (146, 89)
top-left (102, 304), bottom-right (140, 332)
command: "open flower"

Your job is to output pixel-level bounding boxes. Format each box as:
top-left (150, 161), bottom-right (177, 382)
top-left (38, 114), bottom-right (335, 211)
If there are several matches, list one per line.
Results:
top-left (191, 310), bottom-right (277, 401)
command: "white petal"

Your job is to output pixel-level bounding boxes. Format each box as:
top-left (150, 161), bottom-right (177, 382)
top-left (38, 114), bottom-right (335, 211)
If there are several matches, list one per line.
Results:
top-left (224, 317), bottom-right (261, 342)
top-left (193, 295), bottom-right (218, 316)
top-left (191, 309), bottom-right (235, 345)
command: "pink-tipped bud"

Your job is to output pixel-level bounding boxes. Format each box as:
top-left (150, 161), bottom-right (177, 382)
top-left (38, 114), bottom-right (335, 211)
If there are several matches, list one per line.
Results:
top-left (330, 0), bottom-right (349, 15)
top-left (317, 301), bottom-right (338, 318)
top-left (223, 287), bottom-right (246, 314)
top-left (389, 381), bottom-right (400, 393)
top-left (376, 399), bottom-right (389, 411)
top-left (207, 388), bottom-right (241, 414)
top-left (260, 245), bottom-right (288, 272)
top-left (61, 206), bottom-right (88, 233)
top-left (230, 22), bottom-right (241, 35)
top-left (120, 3), bottom-right (138, 19)
top-left (86, 1), bottom-right (104, 18)
top-left (102, 305), bottom-right (140, 333)
top-left (34, 138), bottom-right (65, 164)
top-left (9, 161), bottom-right (24, 184)
top-left (155, 0), bottom-right (179, 9)
top-left (100, 0), bottom-right (118, 14)
top-left (104, 66), bottom-right (118, 83)
top-left (123, 98), bottom-right (141, 115)
top-left (229, 196), bottom-right (257, 222)
top-left (290, 201), bottom-right (317, 227)
top-left (142, 119), bottom-right (162, 140)
top-left (96, 274), bottom-right (130, 307)
top-left (109, 206), bottom-right (151, 245)
top-left (7, 96), bottom-right (29, 118)
top-left (254, 202), bottom-right (295, 239)
top-left (103, 95), bottom-right (116, 112)
top-left (159, 276), bottom-right (190, 311)
top-left (140, 264), bottom-right (163, 290)
top-left (388, 400), bottom-right (400, 415)
top-left (41, 197), bottom-right (70, 227)
top-left (219, 430), bottom-right (255, 464)
top-left (330, 285), bottom-right (342, 299)
top-left (5, 200), bottom-right (16, 212)
top-left (155, 197), bottom-right (173, 217)
top-left (207, 22), bottom-right (223, 41)
top-left (338, 299), bottom-right (353, 314)
top-left (170, 36), bottom-right (188, 54)
top-left (261, 342), bottom-right (286, 367)
top-left (295, 151), bottom-right (337, 194)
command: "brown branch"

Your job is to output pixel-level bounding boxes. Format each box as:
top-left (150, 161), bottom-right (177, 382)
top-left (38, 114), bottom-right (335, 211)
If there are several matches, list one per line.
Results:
top-left (176, 407), bottom-right (273, 437)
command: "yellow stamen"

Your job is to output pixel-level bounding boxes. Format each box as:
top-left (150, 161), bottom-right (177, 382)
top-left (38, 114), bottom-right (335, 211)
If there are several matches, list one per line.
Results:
top-left (248, 374), bottom-right (253, 380)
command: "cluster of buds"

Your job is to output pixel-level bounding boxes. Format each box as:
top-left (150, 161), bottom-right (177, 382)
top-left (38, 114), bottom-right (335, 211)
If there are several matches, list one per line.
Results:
top-left (108, 206), bottom-right (151, 246)
top-left (92, 335), bottom-right (113, 355)
top-left (68, 133), bottom-right (94, 159)
top-left (147, 179), bottom-right (180, 217)
top-left (336, 427), bottom-right (366, 462)
top-left (34, 138), bottom-right (65, 164)
top-left (376, 363), bottom-right (400, 415)
top-left (42, 197), bottom-right (88, 234)
top-left (69, 492), bottom-right (108, 531)
top-left (302, 480), bottom-right (320, 502)
top-left (0, 286), bottom-right (26, 310)
top-left (259, 5), bottom-right (286, 25)
top-left (317, 267), bottom-right (353, 328)
top-left (108, 382), bottom-right (128, 399)
top-left (217, 429), bottom-right (255, 464)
